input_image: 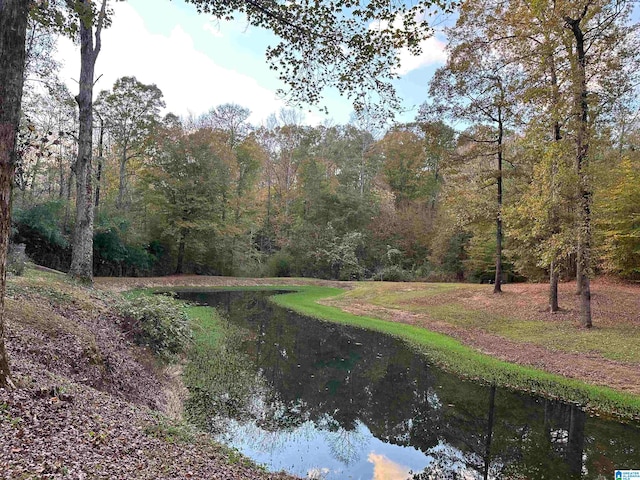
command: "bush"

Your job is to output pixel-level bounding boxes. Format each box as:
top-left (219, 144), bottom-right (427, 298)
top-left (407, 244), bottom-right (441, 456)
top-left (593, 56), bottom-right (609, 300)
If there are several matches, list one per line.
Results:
top-left (117, 294), bottom-right (192, 359)
top-left (266, 251), bottom-right (294, 277)
top-left (377, 265), bottom-right (413, 282)
top-left (13, 200), bottom-right (69, 248)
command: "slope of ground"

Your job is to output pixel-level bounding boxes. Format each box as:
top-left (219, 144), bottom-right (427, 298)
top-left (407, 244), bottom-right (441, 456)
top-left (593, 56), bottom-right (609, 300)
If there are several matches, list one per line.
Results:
top-left (323, 280), bottom-right (640, 396)
top-left (1, 268), bottom-right (295, 480)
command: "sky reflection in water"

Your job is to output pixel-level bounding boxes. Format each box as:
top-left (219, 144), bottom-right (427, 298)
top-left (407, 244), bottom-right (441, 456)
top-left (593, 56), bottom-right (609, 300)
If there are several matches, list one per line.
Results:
top-left (176, 290), bottom-right (640, 480)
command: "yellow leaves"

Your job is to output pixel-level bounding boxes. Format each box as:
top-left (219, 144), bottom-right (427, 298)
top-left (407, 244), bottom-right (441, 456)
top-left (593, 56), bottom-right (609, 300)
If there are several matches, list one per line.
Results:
top-left (594, 155), bottom-right (640, 277)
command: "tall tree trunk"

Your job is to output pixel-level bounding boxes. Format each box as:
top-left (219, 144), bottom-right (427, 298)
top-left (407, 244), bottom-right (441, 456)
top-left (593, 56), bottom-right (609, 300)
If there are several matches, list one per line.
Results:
top-left (494, 114), bottom-right (504, 294)
top-left (566, 13), bottom-right (592, 327)
top-left (69, 0), bottom-right (107, 283)
top-left (0, 0), bottom-right (30, 388)
top-left (549, 49), bottom-right (562, 312)
top-left (175, 228), bottom-right (187, 274)
top-left (549, 260), bottom-right (559, 312)
top-left (116, 144), bottom-right (127, 209)
top-left (95, 115), bottom-right (104, 209)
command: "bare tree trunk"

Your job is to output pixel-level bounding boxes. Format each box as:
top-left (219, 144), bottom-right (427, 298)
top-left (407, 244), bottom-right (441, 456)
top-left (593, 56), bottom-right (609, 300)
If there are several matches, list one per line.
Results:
top-left (95, 115), bottom-right (104, 209)
top-left (69, 0), bottom-right (107, 283)
top-left (549, 260), bottom-right (559, 312)
top-left (116, 144), bottom-right (127, 209)
top-left (493, 113), bottom-right (504, 294)
top-left (549, 49), bottom-right (562, 312)
top-left (574, 245), bottom-right (584, 295)
top-left (0, 0), bottom-right (30, 388)
top-left (566, 13), bottom-right (592, 327)
top-left (175, 228), bottom-right (187, 275)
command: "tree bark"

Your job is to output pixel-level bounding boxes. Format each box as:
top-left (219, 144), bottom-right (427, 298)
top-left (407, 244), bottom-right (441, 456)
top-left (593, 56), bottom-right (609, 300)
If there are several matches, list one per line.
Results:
top-left (0, 0), bottom-right (30, 388)
top-left (95, 115), bottom-right (104, 209)
top-left (69, 0), bottom-right (107, 283)
top-left (566, 13), bottom-right (592, 327)
top-left (549, 48), bottom-right (562, 312)
top-left (493, 112), bottom-right (503, 294)
top-left (549, 260), bottom-right (559, 312)
top-left (116, 143), bottom-right (127, 209)
top-left (175, 228), bottom-right (188, 274)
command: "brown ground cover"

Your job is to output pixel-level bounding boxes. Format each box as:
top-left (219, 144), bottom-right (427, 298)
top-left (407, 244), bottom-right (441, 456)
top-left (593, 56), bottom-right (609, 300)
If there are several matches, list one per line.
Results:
top-left (1, 270), bottom-right (296, 479)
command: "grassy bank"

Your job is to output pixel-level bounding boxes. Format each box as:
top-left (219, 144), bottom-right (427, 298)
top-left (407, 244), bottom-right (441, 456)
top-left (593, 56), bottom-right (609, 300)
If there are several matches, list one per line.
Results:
top-left (269, 286), bottom-right (640, 421)
top-left (144, 282), bottom-right (640, 420)
top-left (336, 282), bottom-right (640, 363)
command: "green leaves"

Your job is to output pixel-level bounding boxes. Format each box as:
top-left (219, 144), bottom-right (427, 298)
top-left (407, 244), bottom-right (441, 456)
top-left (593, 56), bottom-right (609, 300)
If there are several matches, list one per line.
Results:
top-left (185, 0), bottom-right (453, 119)
top-left (117, 294), bottom-right (192, 360)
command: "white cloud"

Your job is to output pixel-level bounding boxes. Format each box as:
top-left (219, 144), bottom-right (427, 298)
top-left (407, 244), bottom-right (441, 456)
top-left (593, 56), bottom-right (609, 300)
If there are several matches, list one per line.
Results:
top-left (369, 16), bottom-right (447, 76)
top-left (55, 2), bottom-right (286, 124)
top-left (367, 452), bottom-right (412, 480)
top-left (396, 35), bottom-right (447, 75)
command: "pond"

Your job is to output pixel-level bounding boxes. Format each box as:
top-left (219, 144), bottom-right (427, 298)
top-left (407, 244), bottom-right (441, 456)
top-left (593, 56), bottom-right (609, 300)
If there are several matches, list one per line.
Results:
top-left (176, 290), bottom-right (640, 480)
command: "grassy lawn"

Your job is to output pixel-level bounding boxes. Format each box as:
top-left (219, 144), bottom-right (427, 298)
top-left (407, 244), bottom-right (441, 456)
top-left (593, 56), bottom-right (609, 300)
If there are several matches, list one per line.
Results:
top-left (338, 282), bottom-right (640, 363)
top-left (266, 285), bottom-right (640, 420)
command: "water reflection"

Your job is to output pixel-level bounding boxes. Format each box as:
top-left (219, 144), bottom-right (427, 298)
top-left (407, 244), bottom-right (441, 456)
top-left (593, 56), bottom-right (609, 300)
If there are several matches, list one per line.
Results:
top-left (177, 290), bottom-right (640, 480)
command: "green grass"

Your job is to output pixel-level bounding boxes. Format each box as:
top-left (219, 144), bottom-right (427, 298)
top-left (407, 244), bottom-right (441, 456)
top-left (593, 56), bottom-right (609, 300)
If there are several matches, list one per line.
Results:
top-left (268, 286), bottom-right (640, 421)
top-left (340, 282), bottom-right (640, 364)
top-left (138, 283), bottom-right (640, 420)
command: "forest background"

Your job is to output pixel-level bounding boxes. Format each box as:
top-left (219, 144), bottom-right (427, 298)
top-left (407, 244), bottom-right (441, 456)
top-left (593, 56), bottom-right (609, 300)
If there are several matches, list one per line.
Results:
top-left (10, 0), bottom-right (640, 297)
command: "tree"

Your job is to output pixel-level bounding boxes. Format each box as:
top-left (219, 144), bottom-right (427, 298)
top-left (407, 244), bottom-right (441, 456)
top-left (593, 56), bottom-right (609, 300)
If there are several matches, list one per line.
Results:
top-left (186, 0), bottom-right (454, 117)
top-left (0, 0), bottom-right (30, 388)
top-left (428, 2), bottom-right (521, 293)
top-left (379, 128), bottom-right (432, 205)
top-left (68, 0), bottom-right (109, 283)
top-left (596, 153), bottom-right (640, 279)
top-left (144, 120), bottom-right (232, 274)
top-left (97, 76), bottom-right (164, 209)
top-left (469, 0), bottom-right (575, 310)
top-left (554, 0), bottom-right (636, 326)
top-left (199, 103), bottom-right (251, 148)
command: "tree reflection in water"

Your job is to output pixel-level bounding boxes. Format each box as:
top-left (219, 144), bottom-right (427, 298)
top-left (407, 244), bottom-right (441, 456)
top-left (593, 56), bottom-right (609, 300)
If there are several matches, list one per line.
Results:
top-left (178, 290), bottom-right (640, 480)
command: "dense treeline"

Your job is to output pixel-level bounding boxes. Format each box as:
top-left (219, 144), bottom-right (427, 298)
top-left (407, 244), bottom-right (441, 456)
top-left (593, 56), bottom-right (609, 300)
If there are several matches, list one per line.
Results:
top-left (9, 1), bottom-right (640, 292)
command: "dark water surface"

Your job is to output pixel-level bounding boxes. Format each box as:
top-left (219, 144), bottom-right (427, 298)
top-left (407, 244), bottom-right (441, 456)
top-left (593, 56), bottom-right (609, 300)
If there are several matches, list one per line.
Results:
top-left (176, 290), bottom-right (640, 480)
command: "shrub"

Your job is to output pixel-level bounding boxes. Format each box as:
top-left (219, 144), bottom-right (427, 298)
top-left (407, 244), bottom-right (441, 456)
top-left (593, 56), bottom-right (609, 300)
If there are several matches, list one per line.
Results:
top-left (377, 265), bottom-right (413, 282)
top-left (13, 200), bottom-right (69, 248)
top-left (117, 294), bottom-right (192, 359)
top-left (266, 251), bottom-right (294, 277)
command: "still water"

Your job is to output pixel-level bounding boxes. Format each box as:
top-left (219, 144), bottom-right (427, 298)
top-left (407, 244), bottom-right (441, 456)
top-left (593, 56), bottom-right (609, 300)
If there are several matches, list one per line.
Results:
top-left (176, 290), bottom-right (640, 480)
